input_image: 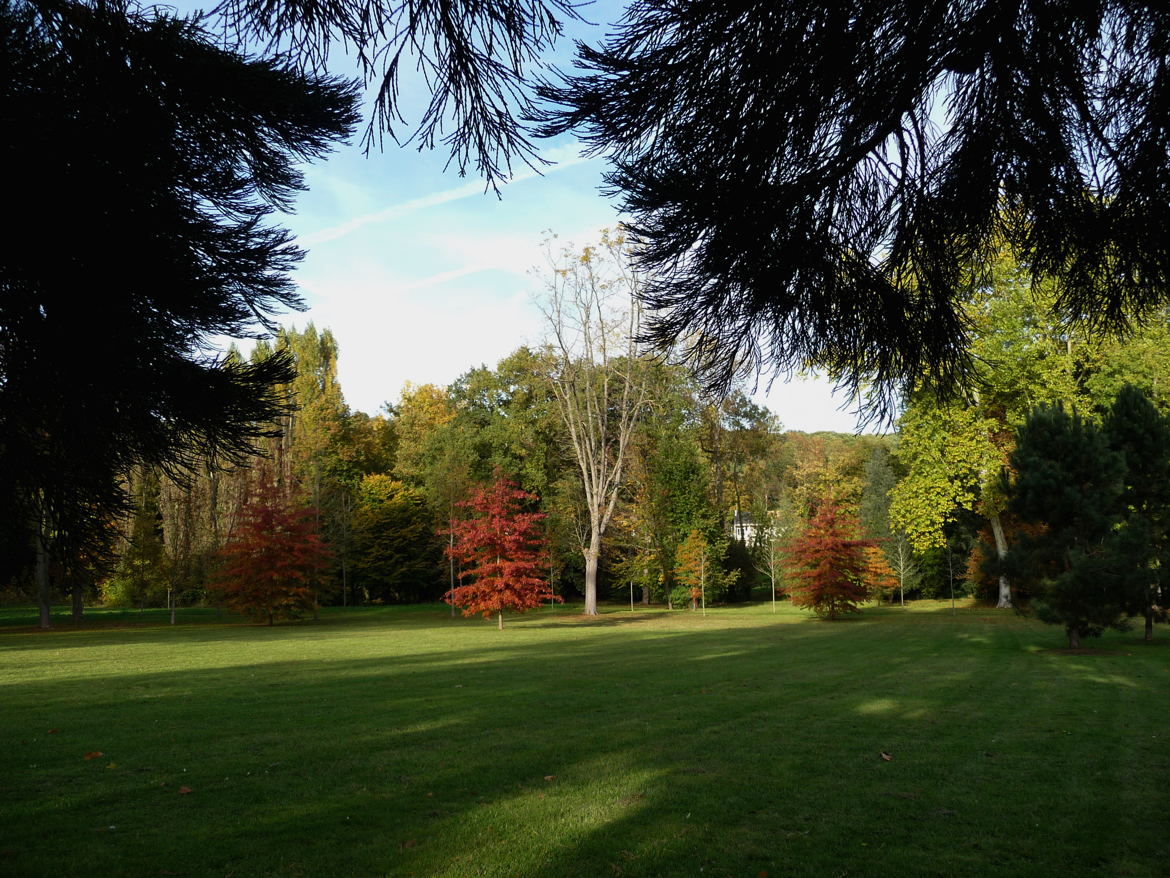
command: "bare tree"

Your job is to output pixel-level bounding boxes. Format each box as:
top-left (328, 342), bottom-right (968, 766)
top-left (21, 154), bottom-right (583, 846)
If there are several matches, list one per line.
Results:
top-left (540, 231), bottom-right (647, 615)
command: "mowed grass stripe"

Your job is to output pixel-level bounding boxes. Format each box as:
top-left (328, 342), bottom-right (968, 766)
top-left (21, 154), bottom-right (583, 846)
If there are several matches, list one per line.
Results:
top-left (1, 602), bottom-right (1168, 877)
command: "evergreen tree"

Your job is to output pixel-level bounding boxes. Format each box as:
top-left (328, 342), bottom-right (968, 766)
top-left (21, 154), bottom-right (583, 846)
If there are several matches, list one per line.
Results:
top-left (1, 0), bottom-right (359, 626)
top-left (1102, 385), bottom-right (1170, 641)
top-left (1007, 405), bottom-right (1131, 648)
top-left (540, 3), bottom-right (1170, 408)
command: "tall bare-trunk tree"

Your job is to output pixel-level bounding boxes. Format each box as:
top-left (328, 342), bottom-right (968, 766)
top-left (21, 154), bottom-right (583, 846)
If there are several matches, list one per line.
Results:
top-left (540, 231), bottom-right (647, 615)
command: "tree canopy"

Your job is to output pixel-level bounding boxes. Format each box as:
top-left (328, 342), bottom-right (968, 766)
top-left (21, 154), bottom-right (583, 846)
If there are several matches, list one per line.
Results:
top-left (538, 2), bottom-right (1170, 407)
top-left (0, 0), bottom-right (358, 616)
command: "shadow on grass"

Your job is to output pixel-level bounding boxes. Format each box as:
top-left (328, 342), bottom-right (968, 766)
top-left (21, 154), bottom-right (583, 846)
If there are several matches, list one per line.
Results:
top-left (3, 609), bottom-right (1168, 876)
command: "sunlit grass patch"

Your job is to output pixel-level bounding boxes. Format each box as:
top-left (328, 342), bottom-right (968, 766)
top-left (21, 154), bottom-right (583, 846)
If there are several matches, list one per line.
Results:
top-left (2, 601), bottom-right (1169, 876)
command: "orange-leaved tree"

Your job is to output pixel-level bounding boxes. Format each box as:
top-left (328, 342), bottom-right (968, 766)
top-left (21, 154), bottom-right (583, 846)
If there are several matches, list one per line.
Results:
top-left (862, 545), bottom-right (899, 604)
top-left (445, 476), bottom-right (558, 629)
top-left (786, 498), bottom-right (872, 619)
top-left (675, 529), bottom-right (709, 613)
top-left (210, 478), bottom-right (332, 625)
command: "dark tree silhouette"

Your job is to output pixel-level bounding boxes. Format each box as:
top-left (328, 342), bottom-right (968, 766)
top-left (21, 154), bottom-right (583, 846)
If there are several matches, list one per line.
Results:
top-left (539, 2), bottom-right (1170, 408)
top-left (0, 0), bottom-right (358, 624)
top-left (1102, 384), bottom-right (1170, 641)
top-left (1006, 404), bottom-right (1131, 648)
top-left (209, 0), bottom-right (581, 187)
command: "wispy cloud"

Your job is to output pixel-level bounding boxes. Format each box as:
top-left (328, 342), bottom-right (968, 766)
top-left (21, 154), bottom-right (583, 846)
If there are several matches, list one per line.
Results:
top-left (299, 146), bottom-right (594, 247)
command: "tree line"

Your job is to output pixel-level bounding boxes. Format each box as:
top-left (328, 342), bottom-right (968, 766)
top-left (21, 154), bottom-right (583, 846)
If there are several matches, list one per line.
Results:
top-left (9, 234), bottom-right (1170, 648)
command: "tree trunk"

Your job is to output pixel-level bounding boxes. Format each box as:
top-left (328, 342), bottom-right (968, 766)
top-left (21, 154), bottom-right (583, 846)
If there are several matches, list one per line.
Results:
top-left (583, 528), bottom-right (601, 615)
top-left (1145, 607), bottom-right (1154, 642)
top-left (498, 611), bottom-right (503, 630)
top-left (1067, 626), bottom-right (1081, 649)
top-left (35, 525), bottom-right (51, 630)
top-left (641, 584), bottom-right (649, 606)
top-left (989, 512), bottom-right (1012, 608)
top-left (71, 582), bottom-right (83, 622)
top-left (449, 529), bottom-right (456, 617)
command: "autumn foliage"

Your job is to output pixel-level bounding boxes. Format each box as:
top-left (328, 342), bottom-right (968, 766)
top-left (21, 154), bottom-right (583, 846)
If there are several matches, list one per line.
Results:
top-left (445, 477), bottom-right (557, 628)
top-left (862, 546), bottom-right (898, 601)
top-left (786, 498), bottom-right (871, 619)
top-left (210, 478), bottom-right (332, 625)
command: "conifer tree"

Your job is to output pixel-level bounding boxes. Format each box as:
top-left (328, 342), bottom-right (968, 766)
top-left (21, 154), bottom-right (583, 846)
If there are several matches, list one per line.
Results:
top-left (1007, 405), bottom-right (1130, 648)
top-left (1102, 385), bottom-right (1170, 641)
top-left (1, 0), bottom-right (359, 626)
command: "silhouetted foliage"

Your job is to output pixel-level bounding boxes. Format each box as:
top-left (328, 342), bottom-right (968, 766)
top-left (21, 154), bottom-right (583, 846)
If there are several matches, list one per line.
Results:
top-left (540, 2), bottom-right (1170, 410)
top-left (0, 0), bottom-right (358, 620)
top-left (209, 0), bottom-right (580, 187)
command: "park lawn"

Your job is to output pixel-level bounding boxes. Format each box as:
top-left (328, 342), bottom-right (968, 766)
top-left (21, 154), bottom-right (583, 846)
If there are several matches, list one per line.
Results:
top-left (1, 601), bottom-right (1168, 877)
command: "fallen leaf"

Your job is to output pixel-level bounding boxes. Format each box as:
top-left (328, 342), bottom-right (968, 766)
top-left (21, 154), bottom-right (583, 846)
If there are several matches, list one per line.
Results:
top-left (106, 763), bottom-right (117, 770)
top-left (544, 775), bottom-right (556, 782)
top-left (47, 729), bottom-right (59, 735)
top-left (398, 839), bottom-right (417, 851)
top-left (177, 786), bottom-right (193, 795)
top-left (880, 752), bottom-right (893, 762)
top-left (84, 751), bottom-right (103, 761)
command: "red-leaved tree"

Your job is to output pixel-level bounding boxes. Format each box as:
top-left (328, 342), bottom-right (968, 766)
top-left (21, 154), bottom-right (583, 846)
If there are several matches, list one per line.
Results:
top-left (786, 498), bottom-right (872, 619)
top-left (445, 476), bottom-right (558, 629)
top-left (210, 478), bottom-right (332, 625)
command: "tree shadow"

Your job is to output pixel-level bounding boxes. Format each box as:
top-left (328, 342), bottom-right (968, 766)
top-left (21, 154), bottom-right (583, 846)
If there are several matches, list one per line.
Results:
top-left (1, 611), bottom-right (1165, 876)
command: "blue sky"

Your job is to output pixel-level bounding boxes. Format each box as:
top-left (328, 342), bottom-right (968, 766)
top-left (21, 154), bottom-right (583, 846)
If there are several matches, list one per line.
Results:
top-left (192, 1), bottom-right (871, 433)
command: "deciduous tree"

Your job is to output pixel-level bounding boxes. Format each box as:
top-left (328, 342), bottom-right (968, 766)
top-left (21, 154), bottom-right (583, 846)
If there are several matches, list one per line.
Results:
top-left (210, 478), bottom-right (332, 625)
top-left (540, 231), bottom-right (647, 615)
top-left (445, 477), bottom-right (556, 629)
top-left (351, 475), bottom-right (441, 604)
top-left (670, 529), bottom-right (738, 612)
top-left (785, 499), bottom-right (871, 620)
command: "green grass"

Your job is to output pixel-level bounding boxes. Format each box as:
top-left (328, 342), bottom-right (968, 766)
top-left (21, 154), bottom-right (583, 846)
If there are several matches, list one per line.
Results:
top-left (2, 600), bottom-right (1168, 877)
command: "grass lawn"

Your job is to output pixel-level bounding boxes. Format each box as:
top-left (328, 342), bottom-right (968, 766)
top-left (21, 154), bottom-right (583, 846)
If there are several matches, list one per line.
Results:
top-left (1, 600), bottom-right (1168, 877)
